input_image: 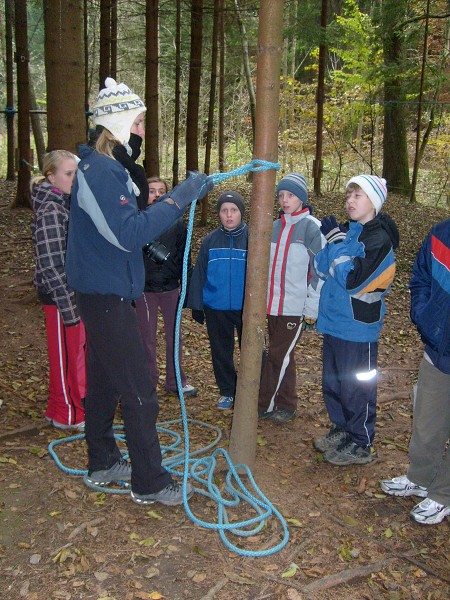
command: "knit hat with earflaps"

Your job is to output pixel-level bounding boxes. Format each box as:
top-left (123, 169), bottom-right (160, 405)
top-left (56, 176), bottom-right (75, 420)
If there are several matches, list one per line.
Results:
top-left (93, 78), bottom-right (146, 145)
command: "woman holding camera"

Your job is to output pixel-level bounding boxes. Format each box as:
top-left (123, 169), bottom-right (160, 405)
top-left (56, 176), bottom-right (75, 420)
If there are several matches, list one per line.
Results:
top-left (135, 177), bottom-right (197, 397)
top-left (66, 78), bottom-right (212, 506)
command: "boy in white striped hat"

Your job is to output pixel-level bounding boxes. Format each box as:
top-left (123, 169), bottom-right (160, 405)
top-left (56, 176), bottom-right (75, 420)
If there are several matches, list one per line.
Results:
top-left (313, 174), bottom-right (399, 465)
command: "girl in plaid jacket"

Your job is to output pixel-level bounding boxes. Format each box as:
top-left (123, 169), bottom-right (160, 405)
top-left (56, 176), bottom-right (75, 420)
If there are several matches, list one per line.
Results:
top-left (31, 150), bottom-right (86, 431)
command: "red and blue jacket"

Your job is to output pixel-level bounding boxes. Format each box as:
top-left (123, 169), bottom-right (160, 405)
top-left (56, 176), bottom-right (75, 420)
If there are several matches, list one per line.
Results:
top-left (410, 218), bottom-right (450, 374)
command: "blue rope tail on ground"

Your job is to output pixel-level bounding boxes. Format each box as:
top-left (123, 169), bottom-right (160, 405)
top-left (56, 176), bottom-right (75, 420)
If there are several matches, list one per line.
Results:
top-left (48, 159), bottom-right (290, 557)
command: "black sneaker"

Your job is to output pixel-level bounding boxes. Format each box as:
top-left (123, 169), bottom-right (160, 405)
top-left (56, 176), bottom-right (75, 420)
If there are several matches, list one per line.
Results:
top-left (131, 481), bottom-right (193, 506)
top-left (84, 458), bottom-right (132, 487)
top-left (271, 408), bottom-right (296, 423)
top-left (313, 424), bottom-right (346, 453)
top-left (258, 409), bottom-right (273, 420)
top-left (324, 438), bottom-right (373, 465)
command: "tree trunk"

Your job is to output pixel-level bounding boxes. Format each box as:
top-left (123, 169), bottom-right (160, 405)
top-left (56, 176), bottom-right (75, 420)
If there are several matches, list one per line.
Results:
top-left (84, 0), bottom-right (90, 127)
top-left (382, 0), bottom-right (411, 196)
top-left (186, 0), bottom-right (203, 173)
top-left (44, 0), bottom-right (85, 153)
top-left (218, 0), bottom-right (225, 173)
top-left (410, 0), bottom-right (430, 203)
top-left (234, 0), bottom-right (256, 143)
top-left (29, 76), bottom-right (46, 170)
top-left (99, 0), bottom-right (111, 88)
top-left (145, 0), bottom-right (160, 177)
top-left (201, 0), bottom-right (220, 226)
top-left (110, 0), bottom-right (117, 80)
top-left (172, 0), bottom-right (181, 187)
top-left (228, 0), bottom-right (283, 470)
top-left (313, 0), bottom-right (328, 195)
top-left (5, 0), bottom-right (15, 181)
top-left (13, 0), bottom-right (31, 208)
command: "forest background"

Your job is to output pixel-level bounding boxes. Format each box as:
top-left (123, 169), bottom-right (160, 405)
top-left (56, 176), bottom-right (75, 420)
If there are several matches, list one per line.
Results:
top-left (0, 0), bottom-right (449, 209)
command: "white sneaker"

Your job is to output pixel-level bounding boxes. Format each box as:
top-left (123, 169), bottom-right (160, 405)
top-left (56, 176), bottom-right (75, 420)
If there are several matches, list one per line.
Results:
top-left (380, 475), bottom-right (427, 497)
top-left (410, 498), bottom-right (450, 525)
top-left (46, 417), bottom-right (85, 432)
top-left (181, 384), bottom-right (198, 397)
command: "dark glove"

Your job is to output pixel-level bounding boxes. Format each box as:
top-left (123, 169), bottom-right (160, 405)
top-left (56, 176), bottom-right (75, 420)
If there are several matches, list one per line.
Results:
top-left (168, 172), bottom-right (214, 210)
top-left (320, 215), bottom-right (346, 244)
top-left (303, 317), bottom-right (316, 332)
top-left (192, 309), bottom-right (205, 325)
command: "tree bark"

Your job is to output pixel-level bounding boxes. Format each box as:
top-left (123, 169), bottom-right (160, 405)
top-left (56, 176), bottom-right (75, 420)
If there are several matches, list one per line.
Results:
top-left (145, 0), bottom-right (160, 177)
top-left (234, 0), bottom-right (256, 143)
top-left (382, 0), bottom-right (411, 196)
top-left (44, 0), bottom-right (85, 153)
top-left (29, 76), bottom-right (46, 170)
top-left (172, 0), bottom-right (181, 187)
top-left (110, 0), bottom-right (117, 80)
top-left (218, 0), bottom-right (225, 173)
top-left (228, 0), bottom-right (283, 470)
top-left (13, 0), bottom-right (31, 208)
top-left (186, 0), bottom-right (203, 173)
top-left (99, 0), bottom-right (111, 88)
top-left (201, 0), bottom-right (220, 226)
top-left (5, 0), bottom-right (15, 181)
top-left (313, 0), bottom-right (328, 195)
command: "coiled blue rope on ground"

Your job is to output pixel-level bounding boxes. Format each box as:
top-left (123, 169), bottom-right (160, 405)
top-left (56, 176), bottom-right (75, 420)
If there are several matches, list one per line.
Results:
top-left (48, 159), bottom-right (289, 557)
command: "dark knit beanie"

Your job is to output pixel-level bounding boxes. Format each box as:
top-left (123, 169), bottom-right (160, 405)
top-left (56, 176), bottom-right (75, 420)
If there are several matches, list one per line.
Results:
top-left (276, 173), bottom-right (308, 204)
top-left (216, 191), bottom-right (245, 218)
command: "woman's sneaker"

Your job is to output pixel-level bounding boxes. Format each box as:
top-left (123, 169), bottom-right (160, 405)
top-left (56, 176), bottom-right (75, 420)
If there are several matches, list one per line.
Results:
top-left (217, 396), bottom-right (234, 410)
top-left (46, 417), bottom-right (85, 432)
top-left (313, 424), bottom-right (346, 452)
top-left (410, 498), bottom-right (450, 525)
top-left (380, 475), bottom-right (428, 498)
top-left (84, 458), bottom-right (132, 487)
top-left (131, 481), bottom-right (193, 506)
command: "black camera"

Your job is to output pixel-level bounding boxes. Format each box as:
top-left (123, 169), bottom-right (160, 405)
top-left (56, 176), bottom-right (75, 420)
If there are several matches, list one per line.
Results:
top-left (143, 241), bottom-right (171, 264)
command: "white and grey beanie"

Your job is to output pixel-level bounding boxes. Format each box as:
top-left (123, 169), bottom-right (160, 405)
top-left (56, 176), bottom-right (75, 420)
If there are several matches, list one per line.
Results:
top-left (93, 77), bottom-right (146, 145)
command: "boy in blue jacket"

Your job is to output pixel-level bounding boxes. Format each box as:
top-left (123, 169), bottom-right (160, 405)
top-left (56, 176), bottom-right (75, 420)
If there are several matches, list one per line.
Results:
top-left (187, 191), bottom-right (247, 410)
top-left (381, 219), bottom-right (449, 525)
top-left (313, 175), bottom-right (399, 465)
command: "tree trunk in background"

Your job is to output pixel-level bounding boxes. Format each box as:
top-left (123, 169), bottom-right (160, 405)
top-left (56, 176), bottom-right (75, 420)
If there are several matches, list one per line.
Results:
top-left (29, 77), bottom-right (46, 170)
top-left (409, 0), bottom-right (430, 204)
top-left (186, 0), bottom-right (203, 173)
top-left (5, 0), bottom-right (15, 181)
top-left (145, 0), bottom-right (160, 177)
top-left (382, 0), bottom-right (411, 196)
top-left (172, 0), bottom-right (181, 187)
top-left (234, 0), bottom-right (256, 144)
top-left (110, 0), bottom-right (117, 80)
top-left (44, 0), bottom-right (85, 153)
top-left (229, 0), bottom-right (283, 470)
top-left (99, 0), bottom-right (111, 88)
top-left (201, 0), bottom-right (219, 226)
top-left (218, 0), bottom-right (225, 173)
top-left (84, 0), bottom-right (90, 128)
top-left (13, 0), bottom-right (31, 208)
top-left (313, 0), bottom-right (328, 194)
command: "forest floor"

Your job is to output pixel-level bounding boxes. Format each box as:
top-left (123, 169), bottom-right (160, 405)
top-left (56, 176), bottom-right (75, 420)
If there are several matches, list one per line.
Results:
top-left (0, 178), bottom-right (449, 600)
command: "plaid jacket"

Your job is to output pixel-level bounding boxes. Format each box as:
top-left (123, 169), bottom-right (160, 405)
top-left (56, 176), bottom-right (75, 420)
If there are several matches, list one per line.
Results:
top-left (31, 181), bottom-right (79, 326)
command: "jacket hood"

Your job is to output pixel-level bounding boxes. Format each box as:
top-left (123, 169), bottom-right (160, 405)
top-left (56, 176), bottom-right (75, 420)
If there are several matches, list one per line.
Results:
top-left (378, 212), bottom-right (400, 250)
top-left (31, 180), bottom-right (69, 214)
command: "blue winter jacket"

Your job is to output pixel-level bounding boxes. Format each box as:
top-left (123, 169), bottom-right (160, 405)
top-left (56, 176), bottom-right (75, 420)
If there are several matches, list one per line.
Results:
top-left (66, 145), bottom-right (186, 299)
top-left (187, 223), bottom-right (248, 311)
top-left (315, 216), bottom-right (397, 342)
top-left (410, 218), bottom-right (450, 374)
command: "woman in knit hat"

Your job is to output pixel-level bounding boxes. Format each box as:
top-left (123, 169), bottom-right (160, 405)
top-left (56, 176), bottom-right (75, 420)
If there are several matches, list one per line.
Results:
top-left (66, 78), bottom-right (213, 506)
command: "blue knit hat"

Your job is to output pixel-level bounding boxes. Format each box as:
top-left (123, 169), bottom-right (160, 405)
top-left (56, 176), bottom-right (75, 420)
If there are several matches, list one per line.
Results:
top-left (276, 173), bottom-right (308, 204)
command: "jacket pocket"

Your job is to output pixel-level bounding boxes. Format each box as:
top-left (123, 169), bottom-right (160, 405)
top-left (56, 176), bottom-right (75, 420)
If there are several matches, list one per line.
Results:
top-left (351, 295), bottom-right (382, 324)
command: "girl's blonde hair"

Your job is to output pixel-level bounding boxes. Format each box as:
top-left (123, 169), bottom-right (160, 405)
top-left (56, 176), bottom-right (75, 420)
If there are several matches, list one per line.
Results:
top-left (147, 176), bottom-right (168, 193)
top-left (95, 127), bottom-right (120, 158)
top-left (31, 150), bottom-right (77, 189)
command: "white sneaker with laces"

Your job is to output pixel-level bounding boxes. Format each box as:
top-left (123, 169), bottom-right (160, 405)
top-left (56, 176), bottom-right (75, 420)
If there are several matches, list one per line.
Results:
top-left (410, 498), bottom-right (450, 525)
top-left (181, 384), bottom-right (198, 397)
top-left (380, 475), bottom-right (428, 498)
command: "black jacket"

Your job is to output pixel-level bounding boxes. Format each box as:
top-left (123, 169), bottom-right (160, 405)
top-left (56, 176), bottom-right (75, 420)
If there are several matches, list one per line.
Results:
top-left (143, 219), bottom-right (192, 293)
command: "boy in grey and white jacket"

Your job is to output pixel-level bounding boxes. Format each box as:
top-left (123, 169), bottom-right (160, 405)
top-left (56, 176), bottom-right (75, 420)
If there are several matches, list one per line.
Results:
top-left (258, 173), bottom-right (325, 423)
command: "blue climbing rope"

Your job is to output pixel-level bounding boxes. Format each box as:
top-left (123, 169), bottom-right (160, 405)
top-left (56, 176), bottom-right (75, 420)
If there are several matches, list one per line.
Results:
top-left (48, 159), bottom-right (290, 557)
